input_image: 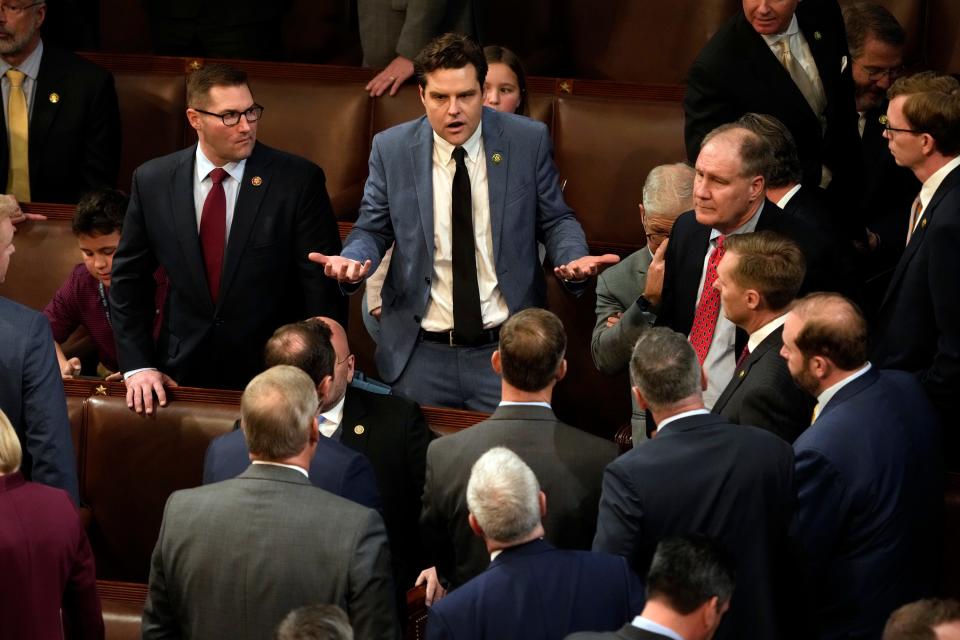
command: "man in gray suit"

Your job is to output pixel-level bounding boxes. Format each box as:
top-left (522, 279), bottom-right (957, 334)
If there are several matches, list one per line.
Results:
top-left (592, 162), bottom-right (695, 441)
top-left (142, 365), bottom-right (398, 640)
top-left (419, 308), bottom-right (619, 592)
top-left (312, 33), bottom-right (615, 412)
top-left (711, 231), bottom-right (814, 442)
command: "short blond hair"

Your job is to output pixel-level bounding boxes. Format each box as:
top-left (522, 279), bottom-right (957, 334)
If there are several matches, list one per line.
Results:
top-left (0, 409), bottom-right (23, 474)
top-left (0, 194), bottom-right (18, 223)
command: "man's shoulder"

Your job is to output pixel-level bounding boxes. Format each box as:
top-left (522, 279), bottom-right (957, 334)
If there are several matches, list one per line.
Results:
top-left (600, 249), bottom-right (650, 285)
top-left (40, 45), bottom-right (112, 82)
top-left (0, 296), bottom-right (44, 332)
top-left (135, 145), bottom-right (195, 178)
top-left (694, 11), bottom-right (748, 64)
top-left (372, 116), bottom-right (430, 147)
top-left (483, 108), bottom-right (549, 138)
top-left (250, 142), bottom-right (322, 176)
top-left (346, 385), bottom-right (419, 415)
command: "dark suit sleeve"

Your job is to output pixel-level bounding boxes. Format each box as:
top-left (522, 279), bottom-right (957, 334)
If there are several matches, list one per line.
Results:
top-left (792, 446), bottom-right (845, 581)
top-left (592, 462), bottom-right (643, 562)
top-left (80, 69), bottom-right (121, 192)
top-left (60, 514), bottom-right (104, 640)
top-left (110, 167), bottom-right (161, 373)
top-left (142, 497), bottom-right (180, 640)
top-left (922, 211), bottom-right (960, 411)
top-left (403, 402), bottom-right (432, 573)
top-left (424, 605), bottom-right (454, 640)
top-left (683, 55), bottom-right (737, 164)
top-left (737, 383), bottom-right (813, 443)
top-left (22, 312), bottom-right (79, 504)
top-left (348, 510), bottom-right (401, 640)
top-left (339, 453), bottom-right (384, 512)
top-left (420, 443), bottom-right (456, 582)
top-left (592, 268), bottom-right (650, 375)
top-left (297, 165), bottom-right (346, 324)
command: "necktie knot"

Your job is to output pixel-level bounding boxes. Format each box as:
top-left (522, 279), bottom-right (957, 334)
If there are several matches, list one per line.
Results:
top-left (715, 234), bottom-right (726, 253)
top-left (6, 69), bottom-right (24, 88)
top-left (452, 146), bottom-right (466, 165)
top-left (208, 167), bottom-right (228, 185)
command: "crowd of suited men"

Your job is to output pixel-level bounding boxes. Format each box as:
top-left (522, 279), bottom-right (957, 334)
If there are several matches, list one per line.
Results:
top-left (2, 0), bottom-right (960, 638)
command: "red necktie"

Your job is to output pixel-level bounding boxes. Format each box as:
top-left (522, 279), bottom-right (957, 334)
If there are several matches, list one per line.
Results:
top-left (736, 344), bottom-right (750, 368)
top-left (199, 168), bottom-right (228, 303)
top-left (689, 235), bottom-right (726, 364)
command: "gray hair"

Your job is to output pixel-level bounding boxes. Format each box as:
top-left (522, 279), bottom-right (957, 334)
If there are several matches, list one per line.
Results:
top-left (275, 604), bottom-right (353, 640)
top-left (629, 328), bottom-right (701, 409)
top-left (642, 163), bottom-right (695, 220)
top-left (843, 2), bottom-right (905, 58)
top-left (736, 113), bottom-right (802, 187)
top-left (467, 447), bottom-right (541, 544)
top-left (241, 365), bottom-right (319, 460)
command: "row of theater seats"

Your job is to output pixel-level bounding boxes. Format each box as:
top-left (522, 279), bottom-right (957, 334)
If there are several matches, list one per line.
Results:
top-left (95, 0), bottom-right (960, 84)
top-left (63, 377), bottom-right (487, 639)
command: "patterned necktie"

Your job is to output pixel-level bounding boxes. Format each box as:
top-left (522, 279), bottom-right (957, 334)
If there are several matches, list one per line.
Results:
top-left (451, 146), bottom-right (482, 343)
top-left (776, 39), bottom-right (826, 121)
top-left (905, 195), bottom-right (923, 246)
top-left (199, 168), bottom-right (228, 303)
top-left (6, 69), bottom-right (30, 202)
top-left (689, 235), bottom-right (726, 364)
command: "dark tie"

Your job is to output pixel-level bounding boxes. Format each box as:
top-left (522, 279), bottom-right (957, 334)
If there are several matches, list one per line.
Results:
top-left (689, 235), bottom-right (726, 364)
top-left (736, 344), bottom-right (750, 369)
top-left (451, 146), bottom-right (482, 343)
top-left (200, 167), bottom-right (228, 303)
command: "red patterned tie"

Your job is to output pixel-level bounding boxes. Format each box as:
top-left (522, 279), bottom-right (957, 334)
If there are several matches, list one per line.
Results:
top-left (199, 168), bottom-right (228, 303)
top-left (689, 235), bottom-right (726, 364)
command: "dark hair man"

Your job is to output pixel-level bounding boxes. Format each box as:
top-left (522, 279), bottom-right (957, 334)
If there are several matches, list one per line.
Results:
top-left (594, 327), bottom-right (796, 640)
top-left (782, 293), bottom-right (942, 638)
top-left (110, 63), bottom-right (345, 411)
top-left (884, 599), bottom-right (960, 640)
top-left (711, 231), bottom-right (814, 442)
top-left (421, 308), bottom-right (618, 594)
top-left (311, 33), bottom-right (617, 413)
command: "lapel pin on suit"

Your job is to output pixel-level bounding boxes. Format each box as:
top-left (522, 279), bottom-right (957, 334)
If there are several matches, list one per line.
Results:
top-left (251, 176), bottom-right (263, 186)
top-left (814, 31), bottom-right (822, 40)
top-left (491, 153), bottom-right (503, 165)
top-left (738, 370), bottom-right (746, 378)
top-left (48, 92), bottom-right (59, 103)
top-left (921, 218), bottom-right (928, 229)
top-left (353, 424), bottom-right (365, 435)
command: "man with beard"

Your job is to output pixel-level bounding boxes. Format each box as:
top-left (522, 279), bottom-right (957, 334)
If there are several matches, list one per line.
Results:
top-left (781, 292), bottom-right (941, 639)
top-left (0, 0), bottom-right (119, 203)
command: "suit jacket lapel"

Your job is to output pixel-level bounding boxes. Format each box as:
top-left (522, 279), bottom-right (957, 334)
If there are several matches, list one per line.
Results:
top-left (482, 109), bottom-right (508, 264)
top-left (713, 327), bottom-right (781, 412)
top-left (169, 145), bottom-right (214, 312)
top-left (818, 367), bottom-right (879, 421)
top-left (797, 7), bottom-right (835, 105)
top-left (338, 389), bottom-right (370, 455)
top-left (28, 50), bottom-right (61, 181)
top-left (219, 143), bottom-right (271, 307)
top-left (411, 119), bottom-right (435, 259)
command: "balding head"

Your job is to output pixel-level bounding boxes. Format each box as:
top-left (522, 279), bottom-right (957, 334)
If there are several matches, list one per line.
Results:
top-left (694, 125), bottom-right (770, 233)
top-left (314, 317), bottom-right (355, 405)
top-left (642, 163), bottom-right (695, 253)
top-left (241, 365), bottom-right (319, 461)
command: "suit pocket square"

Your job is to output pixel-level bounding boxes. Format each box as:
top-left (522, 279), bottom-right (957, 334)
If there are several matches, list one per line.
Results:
top-left (840, 55), bottom-right (848, 73)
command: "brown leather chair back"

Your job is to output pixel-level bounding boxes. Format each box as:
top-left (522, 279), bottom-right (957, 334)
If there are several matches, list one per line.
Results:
top-left (838, 0), bottom-right (926, 65)
top-left (372, 84), bottom-right (427, 136)
top-left (926, 0), bottom-right (960, 73)
top-left (0, 217), bottom-right (78, 310)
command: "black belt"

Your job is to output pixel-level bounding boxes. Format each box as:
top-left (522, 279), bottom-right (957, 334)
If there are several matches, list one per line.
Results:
top-left (420, 326), bottom-right (500, 347)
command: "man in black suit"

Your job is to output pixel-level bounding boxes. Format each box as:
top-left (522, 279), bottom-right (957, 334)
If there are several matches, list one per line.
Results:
top-left (657, 123), bottom-right (831, 411)
top-left (569, 537), bottom-right (735, 640)
top-left (712, 231), bottom-right (814, 442)
top-left (684, 0), bottom-right (862, 238)
top-left (871, 72), bottom-right (960, 467)
top-left (202, 320), bottom-right (382, 512)
top-left (0, 0), bottom-right (120, 203)
top-left (110, 63), bottom-right (345, 407)
top-left (421, 308), bottom-right (618, 593)
top-left (593, 327), bottom-right (797, 640)
top-left (842, 3), bottom-right (919, 317)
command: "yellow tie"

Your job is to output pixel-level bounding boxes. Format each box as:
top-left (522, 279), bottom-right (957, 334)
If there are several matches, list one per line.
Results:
top-left (776, 39), bottom-right (826, 124)
top-left (811, 402), bottom-right (820, 426)
top-left (906, 196), bottom-right (923, 246)
top-left (6, 69), bottom-right (30, 203)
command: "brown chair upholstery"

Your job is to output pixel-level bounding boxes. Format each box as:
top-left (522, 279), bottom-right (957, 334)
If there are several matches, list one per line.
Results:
top-left (553, 95), bottom-right (686, 250)
top-left (838, 0), bottom-right (926, 65)
top-left (81, 396), bottom-right (238, 581)
top-left (371, 84), bottom-right (427, 136)
top-left (252, 77), bottom-right (373, 221)
top-left (97, 580), bottom-right (148, 640)
top-left (926, 0), bottom-right (960, 74)
top-left (0, 216), bottom-right (78, 310)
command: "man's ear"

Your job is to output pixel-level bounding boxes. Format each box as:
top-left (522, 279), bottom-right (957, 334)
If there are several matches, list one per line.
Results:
top-left (538, 490), bottom-right (547, 518)
top-left (468, 513), bottom-right (484, 539)
top-left (491, 350), bottom-right (503, 375)
top-left (555, 358), bottom-right (568, 383)
top-left (418, 84), bottom-right (427, 107)
top-left (632, 386), bottom-right (649, 410)
top-left (308, 416), bottom-right (320, 445)
top-left (186, 108), bottom-right (202, 132)
top-left (749, 175), bottom-right (765, 201)
top-left (317, 375), bottom-right (333, 404)
top-left (745, 288), bottom-right (762, 311)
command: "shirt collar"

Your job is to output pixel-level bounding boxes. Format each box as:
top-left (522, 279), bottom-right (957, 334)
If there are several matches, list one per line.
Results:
top-left (709, 201), bottom-right (764, 241)
top-left (761, 13), bottom-right (800, 45)
top-left (251, 460), bottom-right (309, 479)
top-left (816, 362), bottom-right (872, 409)
top-left (195, 146), bottom-right (246, 184)
top-left (318, 394), bottom-right (346, 437)
top-left (775, 183), bottom-right (803, 209)
top-left (0, 39), bottom-right (43, 80)
top-left (656, 408), bottom-right (711, 435)
top-left (630, 615), bottom-right (685, 640)
top-left (920, 155), bottom-right (960, 211)
top-left (748, 314), bottom-right (787, 352)
top-left (432, 121), bottom-right (484, 165)
top-left (499, 400), bottom-right (552, 409)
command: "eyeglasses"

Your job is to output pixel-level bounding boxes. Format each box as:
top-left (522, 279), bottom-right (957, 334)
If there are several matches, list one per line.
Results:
top-left (878, 114), bottom-right (922, 135)
top-left (854, 61), bottom-right (903, 82)
top-left (192, 104), bottom-right (264, 127)
top-left (0, 1), bottom-right (43, 15)
top-left (645, 231), bottom-right (669, 243)
top-left (335, 354), bottom-right (351, 367)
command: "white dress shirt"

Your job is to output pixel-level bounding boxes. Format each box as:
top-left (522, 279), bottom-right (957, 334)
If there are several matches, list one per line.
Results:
top-left (775, 184), bottom-right (803, 210)
top-left (251, 460), bottom-right (309, 479)
top-left (0, 40), bottom-right (42, 122)
top-left (318, 394), bottom-right (346, 439)
top-left (629, 615), bottom-right (685, 640)
top-left (422, 122), bottom-right (509, 331)
top-left (748, 314), bottom-right (788, 353)
top-left (656, 408), bottom-right (711, 435)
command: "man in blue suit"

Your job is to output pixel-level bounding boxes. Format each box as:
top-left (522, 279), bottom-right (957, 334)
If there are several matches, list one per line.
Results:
top-left (426, 447), bottom-right (644, 639)
top-left (203, 320), bottom-right (381, 512)
top-left (781, 293), bottom-right (942, 639)
top-left (310, 33), bottom-right (617, 412)
top-left (0, 202), bottom-right (78, 504)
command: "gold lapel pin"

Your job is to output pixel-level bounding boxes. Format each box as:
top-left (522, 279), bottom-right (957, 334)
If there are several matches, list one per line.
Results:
top-left (353, 425), bottom-right (365, 435)
top-left (921, 218), bottom-right (928, 229)
top-left (491, 153), bottom-right (503, 165)
top-left (251, 176), bottom-right (263, 186)
top-left (48, 92), bottom-right (60, 104)
top-left (738, 370), bottom-right (746, 378)
top-left (814, 31), bottom-right (822, 41)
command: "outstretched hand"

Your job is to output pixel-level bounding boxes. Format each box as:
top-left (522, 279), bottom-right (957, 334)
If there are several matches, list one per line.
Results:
top-left (554, 253), bottom-right (621, 281)
top-left (308, 252), bottom-right (372, 284)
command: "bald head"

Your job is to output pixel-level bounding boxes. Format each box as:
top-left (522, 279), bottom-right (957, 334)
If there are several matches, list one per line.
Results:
top-left (789, 293), bottom-right (868, 370)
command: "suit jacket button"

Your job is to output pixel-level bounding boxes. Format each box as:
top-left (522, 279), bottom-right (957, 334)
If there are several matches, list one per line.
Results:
top-left (424, 276), bottom-right (431, 284)
top-left (413, 315), bottom-right (421, 323)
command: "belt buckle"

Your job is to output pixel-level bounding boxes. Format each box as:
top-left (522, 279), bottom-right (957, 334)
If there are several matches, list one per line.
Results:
top-left (448, 330), bottom-right (458, 347)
